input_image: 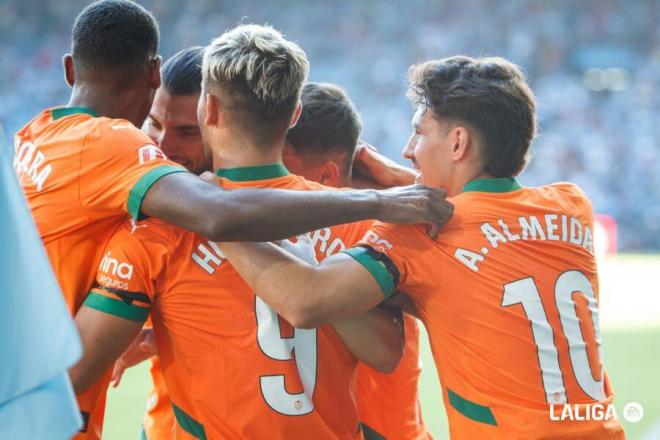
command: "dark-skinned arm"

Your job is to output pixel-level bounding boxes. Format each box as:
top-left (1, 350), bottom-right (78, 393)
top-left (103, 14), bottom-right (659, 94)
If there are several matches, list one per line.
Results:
top-left (141, 172), bottom-right (452, 241)
top-left (69, 306), bottom-right (143, 394)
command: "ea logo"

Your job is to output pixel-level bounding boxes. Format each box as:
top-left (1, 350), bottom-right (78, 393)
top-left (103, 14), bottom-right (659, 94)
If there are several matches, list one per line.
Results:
top-left (622, 402), bottom-right (644, 423)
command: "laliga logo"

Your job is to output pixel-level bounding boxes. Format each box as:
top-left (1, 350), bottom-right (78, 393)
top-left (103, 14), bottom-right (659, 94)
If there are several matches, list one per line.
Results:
top-left (138, 144), bottom-right (167, 164)
top-left (549, 401), bottom-right (644, 423)
top-left (99, 251), bottom-right (134, 280)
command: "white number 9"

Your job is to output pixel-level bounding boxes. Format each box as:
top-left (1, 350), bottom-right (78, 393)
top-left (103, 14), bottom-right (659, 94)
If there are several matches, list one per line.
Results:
top-left (256, 296), bottom-right (318, 415)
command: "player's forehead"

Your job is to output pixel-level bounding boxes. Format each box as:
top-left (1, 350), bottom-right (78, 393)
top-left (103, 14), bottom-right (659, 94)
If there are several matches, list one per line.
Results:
top-left (411, 106), bottom-right (435, 130)
top-left (151, 89), bottom-right (199, 127)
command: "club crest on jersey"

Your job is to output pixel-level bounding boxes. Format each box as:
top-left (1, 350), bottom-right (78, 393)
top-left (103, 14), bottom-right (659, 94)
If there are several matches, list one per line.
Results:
top-left (99, 251), bottom-right (134, 280)
top-left (138, 144), bottom-right (167, 164)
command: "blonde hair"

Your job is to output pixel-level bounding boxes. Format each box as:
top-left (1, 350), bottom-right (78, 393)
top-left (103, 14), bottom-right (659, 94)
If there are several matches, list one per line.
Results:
top-left (202, 24), bottom-right (309, 116)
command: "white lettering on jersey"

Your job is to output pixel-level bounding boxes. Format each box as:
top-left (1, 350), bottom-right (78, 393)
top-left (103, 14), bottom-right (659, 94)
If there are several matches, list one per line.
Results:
top-left (363, 230), bottom-right (393, 253)
top-left (519, 216), bottom-right (547, 240)
top-left (480, 222), bottom-right (507, 248)
top-left (454, 248), bottom-right (485, 272)
top-left (191, 241), bottom-right (225, 274)
top-left (310, 228), bottom-right (347, 258)
top-left (13, 141), bottom-right (52, 191)
top-left (99, 251), bottom-right (134, 280)
top-left (469, 214), bottom-right (594, 271)
top-left (545, 214), bottom-right (560, 240)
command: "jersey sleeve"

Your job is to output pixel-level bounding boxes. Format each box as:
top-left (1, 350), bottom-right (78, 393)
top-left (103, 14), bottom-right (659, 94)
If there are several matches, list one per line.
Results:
top-left (342, 222), bottom-right (440, 300)
top-left (82, 220), bottom-right (169, 322)
top-left (79, 123), bottom-right (189, 220)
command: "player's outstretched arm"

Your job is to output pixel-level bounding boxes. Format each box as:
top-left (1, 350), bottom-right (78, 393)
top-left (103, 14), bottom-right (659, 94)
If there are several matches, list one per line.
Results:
top-left (352, 143), bottom-right (418, 188)
top-left (217, 239), bottom-right (386, 328)
top-left (69, 305), bottom-right (143, 394)
top-left (141, 172), bottom-right (452, 241)
top-left (331, 307), bottom-right (404, 373)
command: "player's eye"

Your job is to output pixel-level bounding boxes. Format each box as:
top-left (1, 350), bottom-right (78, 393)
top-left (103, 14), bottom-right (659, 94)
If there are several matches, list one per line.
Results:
top-left (179, 129), bottom-right (200, 138)
top-left (147, 117), bottom-right (161, 130)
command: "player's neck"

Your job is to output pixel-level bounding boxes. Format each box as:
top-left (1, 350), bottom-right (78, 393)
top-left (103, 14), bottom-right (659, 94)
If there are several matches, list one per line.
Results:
top-left (212, 139), bottom-right (286, 171)
top-left (67, 85), bottom-right (145, 127)
top-left (452, 170), bottom-right (494, 196)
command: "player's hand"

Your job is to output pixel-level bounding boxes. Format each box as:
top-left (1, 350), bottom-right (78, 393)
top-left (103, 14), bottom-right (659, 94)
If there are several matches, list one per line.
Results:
top-left (110, 328), bottom-right (157, 388)
top-left (374, 184), bottom-right (454, 235)
top-left (353, 143), bottom-right (417, 188)
top-left (280, 234), bottom-right (319, 265)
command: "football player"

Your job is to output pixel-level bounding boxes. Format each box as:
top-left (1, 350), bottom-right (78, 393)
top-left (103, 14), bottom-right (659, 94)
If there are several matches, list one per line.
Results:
top-left (13, 1), bottom-right (451, 437)
top-left (217, 56), bottom-right (625, 439)
top-left (72, 24), bottom-right (408, 439)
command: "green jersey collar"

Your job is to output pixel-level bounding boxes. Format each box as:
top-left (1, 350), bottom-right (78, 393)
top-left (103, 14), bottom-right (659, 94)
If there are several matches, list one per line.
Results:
top-left (215, 163), bottom-right (290, 182)
top-left (51, 107), bottom-right (97, 121)
top-left (463, 177), bottom-right (522, 193)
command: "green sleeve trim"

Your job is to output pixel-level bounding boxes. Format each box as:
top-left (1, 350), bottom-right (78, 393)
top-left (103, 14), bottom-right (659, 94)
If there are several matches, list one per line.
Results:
top-left (343, 247), bottom-right (396, 300)
top-left (172, 403), bottom-right (207, 440)
top-left (447, 388), bottom-right (497, 426)
top-left (360, 422), bottom-right (386, 440)
top-left (127, 165), bottom-right (188, 220)
top-left (83, 292), bottom-right (150, 323)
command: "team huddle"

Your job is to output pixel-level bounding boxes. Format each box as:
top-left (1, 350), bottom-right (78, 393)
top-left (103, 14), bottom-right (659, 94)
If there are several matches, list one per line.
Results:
top-left (13, 0), bottom-right (625, 439)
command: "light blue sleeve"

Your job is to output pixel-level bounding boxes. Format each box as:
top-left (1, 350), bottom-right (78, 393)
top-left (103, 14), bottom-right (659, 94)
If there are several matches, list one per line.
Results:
top-left (0, 143), bottom-right (82, 436)
top-left (0, 372), bottom-right (81, 439)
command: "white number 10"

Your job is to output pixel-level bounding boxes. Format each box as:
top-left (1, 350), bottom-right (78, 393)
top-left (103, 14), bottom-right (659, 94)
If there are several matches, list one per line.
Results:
top-left (255, 296), bottom-right (318, 415)
top-left (502, 271), bottom-right (605, 403)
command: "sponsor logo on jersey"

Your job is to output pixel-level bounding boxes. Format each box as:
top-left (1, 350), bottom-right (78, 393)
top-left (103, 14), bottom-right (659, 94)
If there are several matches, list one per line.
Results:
top-left (138, 144), bottom-right (167, 164)
top-left (99, 251), bottom-right (134, 280)
top-left (129, 218), bottom-right (148, 234)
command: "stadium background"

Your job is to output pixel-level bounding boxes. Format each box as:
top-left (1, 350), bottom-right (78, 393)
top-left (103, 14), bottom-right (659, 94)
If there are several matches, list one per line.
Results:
top-left (1, 0), bottom-right (658, 438)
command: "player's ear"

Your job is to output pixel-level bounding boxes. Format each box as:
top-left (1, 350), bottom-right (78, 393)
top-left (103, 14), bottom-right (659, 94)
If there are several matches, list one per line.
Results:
top-left (205, 93), bottom-right (220, 127)
top-left (289, 101), bottom-right (303, 129)
top-left (148, 55), bottom-right (162, 90)
top-left (320, 161), bottom-right (340, 187)
top-left (63, 54), bottom-right (75, 87)
top-left (451, 126), bottom-right (471, 162)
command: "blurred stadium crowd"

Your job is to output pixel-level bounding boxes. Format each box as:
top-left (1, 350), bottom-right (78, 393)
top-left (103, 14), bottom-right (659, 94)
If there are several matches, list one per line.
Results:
top-left (1, 0), bottom-right (658, 250)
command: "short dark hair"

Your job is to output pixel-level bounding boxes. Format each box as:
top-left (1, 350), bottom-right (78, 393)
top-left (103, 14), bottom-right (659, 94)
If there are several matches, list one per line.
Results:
top-left (162, 47), bottom-right (204, 96)
top-left (286, 83), bottom-right (362, 177)
top-left (407, 56), bottom-right (536, 177)
top-left (71, 0), bottom-right (159, 74)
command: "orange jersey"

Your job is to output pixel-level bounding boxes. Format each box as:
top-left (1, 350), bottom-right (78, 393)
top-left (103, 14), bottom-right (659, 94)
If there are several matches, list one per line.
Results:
top-left (13, 106), bottom-right (187, 439)
top-left (356, 314), bottom-right (432, 440)
top-left (143, 356), bottom-right (175, 440)
top-left (85, 164), bottom-right (371, 439)
top-left (345, 178), bottom-right (625, 439)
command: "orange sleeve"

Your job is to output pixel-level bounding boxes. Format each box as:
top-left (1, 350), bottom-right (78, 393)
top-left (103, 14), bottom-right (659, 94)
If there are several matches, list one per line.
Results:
top-left (79, 124), bottom-right (188, 220)
top-left (343, 222), bottom-right (440, 300)
top-left (82, 220), bottom-right (169, 322)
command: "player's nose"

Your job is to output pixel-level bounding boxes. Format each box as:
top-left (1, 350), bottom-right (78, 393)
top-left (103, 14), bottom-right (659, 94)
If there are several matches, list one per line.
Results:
top-left (402, 139), bottom-right (415, 162)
